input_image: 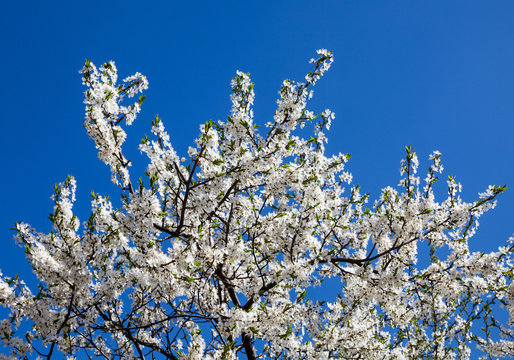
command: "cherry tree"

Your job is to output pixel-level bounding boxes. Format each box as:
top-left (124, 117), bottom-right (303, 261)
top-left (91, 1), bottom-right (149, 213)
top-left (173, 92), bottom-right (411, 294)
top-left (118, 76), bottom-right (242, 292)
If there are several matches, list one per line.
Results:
top-left (1, 50), bottom-right (513, 359)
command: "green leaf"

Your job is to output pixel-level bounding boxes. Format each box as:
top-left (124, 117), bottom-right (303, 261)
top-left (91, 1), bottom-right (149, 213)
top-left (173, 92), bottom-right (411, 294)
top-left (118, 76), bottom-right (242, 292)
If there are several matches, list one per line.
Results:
top-left (296, 290), bottom-right (307, 303)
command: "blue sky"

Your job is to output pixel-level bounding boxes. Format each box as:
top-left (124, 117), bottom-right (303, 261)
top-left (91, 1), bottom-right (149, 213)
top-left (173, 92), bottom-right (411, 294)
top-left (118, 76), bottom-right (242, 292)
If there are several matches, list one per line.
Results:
top-left (1, 0), bottom-right (513, 331)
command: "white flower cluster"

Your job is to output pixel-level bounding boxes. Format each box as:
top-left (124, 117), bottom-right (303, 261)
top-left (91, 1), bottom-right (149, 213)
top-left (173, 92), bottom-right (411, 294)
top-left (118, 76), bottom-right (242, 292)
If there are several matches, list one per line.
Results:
top-left (0, 50), bottom-right (512, 359)
top-left (80, 60), bottom-right (148, 187)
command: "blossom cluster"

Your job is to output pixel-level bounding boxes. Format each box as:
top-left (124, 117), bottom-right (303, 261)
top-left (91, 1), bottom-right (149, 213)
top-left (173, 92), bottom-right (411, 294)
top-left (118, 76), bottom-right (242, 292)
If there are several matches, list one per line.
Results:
top-left (80, 60), bottom-right (148, 187)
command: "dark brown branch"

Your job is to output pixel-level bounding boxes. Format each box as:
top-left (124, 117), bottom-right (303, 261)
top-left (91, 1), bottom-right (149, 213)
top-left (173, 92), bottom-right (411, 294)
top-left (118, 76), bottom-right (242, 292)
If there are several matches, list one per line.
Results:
top-left (242, 281), bottom-right (277, 312)
top-left (215, 265), bottom-right (241, 307)
top-left (215, 265), bottom-right (257, 360)
top-left (173, 162), bottom-right (187, 185)
top-left (242, 333), bottom-right (257, 360)
top-left (319, 231), bottom-right (428, 267)
top-left (153, 223), bottom-right (187, 238)
top-left (206, 180), bottom-right (239, 222)
top-left (45, 286), bottom-right (76, 359)
top-left (94, 305), bottom-right (145, 359)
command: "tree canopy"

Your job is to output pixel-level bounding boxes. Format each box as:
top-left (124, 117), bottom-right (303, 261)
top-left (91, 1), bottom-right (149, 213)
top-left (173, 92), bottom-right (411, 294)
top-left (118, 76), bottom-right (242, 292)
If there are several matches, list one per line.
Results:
top-left (0, 50), bottom-right (513, 359)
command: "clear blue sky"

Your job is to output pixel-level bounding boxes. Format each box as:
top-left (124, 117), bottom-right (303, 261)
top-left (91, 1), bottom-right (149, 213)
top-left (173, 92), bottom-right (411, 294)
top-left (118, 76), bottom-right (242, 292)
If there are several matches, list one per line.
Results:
top-left (1, 0), bottom-right (513, 309)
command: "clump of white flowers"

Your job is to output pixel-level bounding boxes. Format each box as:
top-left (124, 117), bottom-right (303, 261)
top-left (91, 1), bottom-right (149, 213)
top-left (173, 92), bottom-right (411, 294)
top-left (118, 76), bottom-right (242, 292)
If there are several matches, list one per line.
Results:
top-left (0, 50), bottom-right (512, 360)
top-left (80, 60), bottom-right (148, 188)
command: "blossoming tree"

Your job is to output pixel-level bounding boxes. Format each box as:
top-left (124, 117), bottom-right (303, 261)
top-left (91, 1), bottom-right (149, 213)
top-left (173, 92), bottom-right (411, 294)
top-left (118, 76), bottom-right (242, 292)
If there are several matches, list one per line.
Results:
top-left (1, 50), bottom-right (513, 359)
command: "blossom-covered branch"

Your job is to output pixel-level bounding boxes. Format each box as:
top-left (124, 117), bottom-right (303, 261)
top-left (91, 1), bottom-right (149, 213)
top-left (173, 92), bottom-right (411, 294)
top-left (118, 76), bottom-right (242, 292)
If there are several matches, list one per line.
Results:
top-left (0, 50), bottom-right (512, 359)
